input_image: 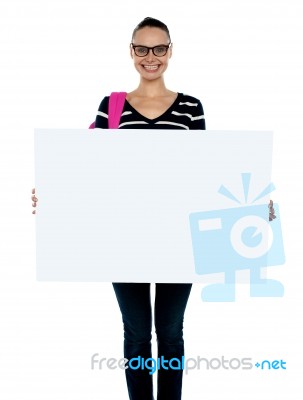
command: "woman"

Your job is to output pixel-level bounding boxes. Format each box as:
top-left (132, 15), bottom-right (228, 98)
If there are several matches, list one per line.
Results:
top-left (93, 17), bottom-right (205, 400)
top-left (31, 16), bottom-right (275, 400)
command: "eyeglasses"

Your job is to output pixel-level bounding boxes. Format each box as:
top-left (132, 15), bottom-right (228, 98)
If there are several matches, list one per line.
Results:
top-left (131, 43), bottom-right (171, 57)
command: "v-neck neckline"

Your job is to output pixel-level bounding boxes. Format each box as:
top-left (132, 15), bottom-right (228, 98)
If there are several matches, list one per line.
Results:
top-left (124, 93), bottom-right (181, 122)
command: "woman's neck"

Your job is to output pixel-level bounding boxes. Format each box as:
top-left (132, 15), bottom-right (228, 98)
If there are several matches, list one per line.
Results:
top-left (134, 77), bottom-right (171, 98)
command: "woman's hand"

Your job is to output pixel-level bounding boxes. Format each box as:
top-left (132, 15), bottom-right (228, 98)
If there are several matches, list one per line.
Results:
top-left (269, 199), bottom-right (276, 221)
top-left (32, 188), bottom-right (38, 214)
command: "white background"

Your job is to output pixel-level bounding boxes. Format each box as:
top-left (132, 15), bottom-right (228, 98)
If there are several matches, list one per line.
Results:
top-left (0, 0), bottom-right (302, 399)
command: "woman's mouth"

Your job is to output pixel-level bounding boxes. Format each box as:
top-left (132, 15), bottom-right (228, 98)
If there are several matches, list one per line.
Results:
top-left (143, 65), bottom-right (160, 71)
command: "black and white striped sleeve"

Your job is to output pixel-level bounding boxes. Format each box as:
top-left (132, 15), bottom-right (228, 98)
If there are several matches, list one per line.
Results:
top-left (178, 96), bottom-right (206, 130)
top-left (95, 96), bottom-right (109, 129)
top-left (191, 99), bottom-right (206, 130)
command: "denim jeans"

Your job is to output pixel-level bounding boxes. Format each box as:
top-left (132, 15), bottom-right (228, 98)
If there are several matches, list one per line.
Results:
top-left (112, 283), bottom-right (192, 400)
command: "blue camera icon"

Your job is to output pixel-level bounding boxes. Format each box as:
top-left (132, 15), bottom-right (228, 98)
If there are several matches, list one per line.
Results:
top-left (188, 174), bottom-right (285, 302)
top-left (189, 204), bottom-right (285, 275)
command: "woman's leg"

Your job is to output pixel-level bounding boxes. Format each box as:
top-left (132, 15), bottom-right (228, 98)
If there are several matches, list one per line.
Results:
top-left (112, 283), bottom-right (154, 400)
top-left (155, 283), bottom-right (192, 400)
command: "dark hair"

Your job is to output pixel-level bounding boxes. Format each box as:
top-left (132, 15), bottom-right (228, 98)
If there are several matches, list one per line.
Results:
top-left (132, 17), bottom-right (171, 42)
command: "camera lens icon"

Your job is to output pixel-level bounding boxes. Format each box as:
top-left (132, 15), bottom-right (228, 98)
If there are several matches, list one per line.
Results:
top-left (230, 215), bottom-right (273, 259)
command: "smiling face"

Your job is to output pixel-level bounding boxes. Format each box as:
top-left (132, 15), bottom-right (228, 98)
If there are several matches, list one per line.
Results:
top-left (130, 26), bottom-right (172, 81)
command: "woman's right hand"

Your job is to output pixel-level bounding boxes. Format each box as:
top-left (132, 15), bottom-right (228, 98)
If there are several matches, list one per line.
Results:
top-left (32, 188), bottom-right (38, 214)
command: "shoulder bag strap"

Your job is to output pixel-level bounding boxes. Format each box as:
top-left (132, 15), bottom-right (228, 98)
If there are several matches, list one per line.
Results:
top-left (108, 92), bottom-right (127, 129)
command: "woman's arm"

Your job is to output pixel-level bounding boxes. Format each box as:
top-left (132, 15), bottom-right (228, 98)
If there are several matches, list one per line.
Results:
top-left (190, 99), bottom-right (206, 130)
top-left (95, 96), bottom-right (110, 129)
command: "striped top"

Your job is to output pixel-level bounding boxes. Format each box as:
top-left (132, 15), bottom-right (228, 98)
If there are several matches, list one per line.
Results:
top-left (95, 93), bottom-right (205, 130)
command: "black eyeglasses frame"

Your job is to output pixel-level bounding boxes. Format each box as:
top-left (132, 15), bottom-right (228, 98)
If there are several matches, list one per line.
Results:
top-left (130, 43), bottom-right (171, 57)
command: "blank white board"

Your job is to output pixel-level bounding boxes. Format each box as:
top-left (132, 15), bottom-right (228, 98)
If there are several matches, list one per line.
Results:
top-left (35, 129), bottom-right (274, 282)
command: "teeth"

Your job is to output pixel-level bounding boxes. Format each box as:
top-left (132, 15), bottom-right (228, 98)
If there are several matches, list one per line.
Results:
top-left (144, 65), bottom-right (159, 70)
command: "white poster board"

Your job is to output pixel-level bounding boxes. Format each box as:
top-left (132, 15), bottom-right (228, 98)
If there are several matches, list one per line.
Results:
top-left (35, 129), bottom-right (282, 282)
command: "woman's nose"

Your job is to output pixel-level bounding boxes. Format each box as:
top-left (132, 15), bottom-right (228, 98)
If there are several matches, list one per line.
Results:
top-left (145, 48), bottom-right (155, 61)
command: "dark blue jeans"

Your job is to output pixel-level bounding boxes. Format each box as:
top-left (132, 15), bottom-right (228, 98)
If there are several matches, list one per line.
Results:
top-left (112, 283), bottom-right (192, 400)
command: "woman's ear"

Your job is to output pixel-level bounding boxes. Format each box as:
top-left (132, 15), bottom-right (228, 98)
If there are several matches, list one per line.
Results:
top-left (130, 43), bottom-right (134, 59)
top-left (169, 43), bottom-right (173, 58)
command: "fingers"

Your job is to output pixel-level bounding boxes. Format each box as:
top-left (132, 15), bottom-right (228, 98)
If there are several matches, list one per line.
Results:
top-left (32, 194), bottom-right (38, 203)
top-left (268, 199), bottom-right (276, 221)
top-left (32, 188), bottom-right (38, 214)
top-left (32, 188), bottom-right (37, 201)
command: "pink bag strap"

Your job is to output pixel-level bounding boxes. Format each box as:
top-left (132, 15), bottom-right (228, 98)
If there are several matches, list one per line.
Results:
top-left (108, 91), bottom-right (127, 129)
top-left (89, 91), bottom-right (127, 129)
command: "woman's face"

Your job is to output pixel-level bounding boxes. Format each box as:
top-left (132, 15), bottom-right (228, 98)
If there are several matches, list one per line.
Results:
top-left (130, 26), bottom-right (172, 81)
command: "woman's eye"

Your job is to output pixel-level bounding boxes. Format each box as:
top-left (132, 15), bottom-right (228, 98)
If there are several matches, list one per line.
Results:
top-left (154, 47), bottom-right (166, 55)
top-left (137, 47), bottom-right (147, 54)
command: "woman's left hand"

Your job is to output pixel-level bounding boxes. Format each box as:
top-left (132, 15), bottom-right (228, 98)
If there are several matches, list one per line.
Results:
top-left (269, 199), bottom-right (276, 221)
